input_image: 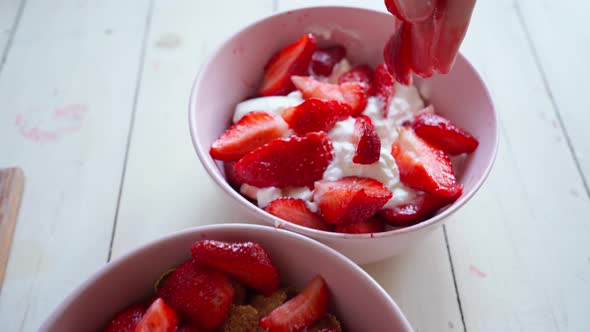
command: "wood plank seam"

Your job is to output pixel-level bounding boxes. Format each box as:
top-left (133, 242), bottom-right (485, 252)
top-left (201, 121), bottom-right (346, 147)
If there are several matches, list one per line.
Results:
top-left (0, 0), bottom-right (26, 76)
top-left (513, 0), bottom-right (590, 200)
top-left (443, 225), bottom-right (467, 332)
top-left (106, 0), bottom-right (156, 263)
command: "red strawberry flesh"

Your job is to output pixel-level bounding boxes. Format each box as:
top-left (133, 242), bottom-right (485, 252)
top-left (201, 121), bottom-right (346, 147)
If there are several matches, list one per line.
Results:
top-left (391, 127), bottom-right (462, 198)
top-left (372, 64), bottom-right (396, 116)
top-left (258, 34), bottom-right (317, 96)
top-left (156, 260), bottom-right (234, 331)
top-left (379, 191), bottom-right (459, 227)
top-left (291, 75), bottom-right (368, 116)
top-left (282, 98), bottom-right (351, 135)
top-left (337, 65), bottom-right (374, 95)
top-left (266, 197), bottom-right (332, 231)
top-left (191, 240), bottom-right (280, 295)
top-left (260, 275), bottom-right (329, 332)
top-left (412, 112), bottom-right (478, 155)
top-left (134, 298), bottom-right (178, 332)
top-left (313, 176), bottom-right (392, 225)
top-left (384, 23), bottom-right (413, 86)
top-left (210, 111), bottom-right (288, 161)
top-left (310, 46), bottom-right (347, 77)
top-left (104, 304), bottom-right (145, 332)
top-left (234, 132), bottom-right (333, 188)
top-left (335, 217), bottom-right (386, 234)
top-left (352, 115), bottom-right (381, 165)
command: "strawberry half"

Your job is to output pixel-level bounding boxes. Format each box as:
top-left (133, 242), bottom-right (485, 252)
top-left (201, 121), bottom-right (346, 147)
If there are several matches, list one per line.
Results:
top-left (258, 34), bottom-right (317, 96)
top-left (134, 298), bottom-right (178, 332)
top-left (191, 240), bottom-right (280, 295)
top-left (337, 65), bottom-right (374, 95)
top-left (234, 132), bottom-right (333, 188)
top-left (282, 98), bottom-right (351, 135)
top-left (379, 191), bottom-right (458, 227)
top-left (373, 64), bottom-right (396, 116)
top-left (412, 112), bottom-right (478, 155)
top-left (104, 304), bottom-right (145, 332)
top-left (156, 260), bottom-right (234, 331)
top-left (334, 217), bottom-right (386, 234)
top-left (210, 111), bottom-right (288, 161)
top-left (310, 45), bottom-right (347, 77)
top-left (391, 127), bottom-right (462, 198)
top-left (384, 23), bottom-right (413, 86)
top-left (260, 275), bottom-right (329, 332)
top-left (352, 115), bottom-right (381, 165)
top-left (265, 197), bottom-right (332, 231)
top-left (223, 161), bottom-right (242, 188)
top-left (313, 177), bottom-right (392, 225)
top-left (291, 75), bottom-right (368, 116)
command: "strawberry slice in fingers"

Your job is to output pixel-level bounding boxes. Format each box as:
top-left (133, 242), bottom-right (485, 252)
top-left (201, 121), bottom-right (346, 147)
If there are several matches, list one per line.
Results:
top-left (291, 75), bottom-right (368, 116)
top-left (391, 127), bottom-right (462, 198)
top-left (260, 275), bottom-right (329, 332)
top-left (134, 298), bottom-right (178, 332)
top-left (282, 98), bottom-right (351, 135)
top-left (266, 197), bottom-right (332, 231)
top-left (258, 34), bottom-right (317, 96)
top-left (409, 16), bottom-right (436, 77)
top-left (313, 177), bottom-right (392, 225)
top-left (412, 112), bottom-right (478, 155)
top-left (210, 111), bottom-right (288, 161)
top-left (384, 22), bottom-right (413, 86)
top-left (352, 115), bottom-right (381, 165)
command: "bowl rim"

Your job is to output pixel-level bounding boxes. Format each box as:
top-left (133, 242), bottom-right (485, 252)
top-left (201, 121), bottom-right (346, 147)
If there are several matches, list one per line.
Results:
top-left (188, 5), bottom-right (499, 241)
top-left (40, 223), bottom-right (413, 331)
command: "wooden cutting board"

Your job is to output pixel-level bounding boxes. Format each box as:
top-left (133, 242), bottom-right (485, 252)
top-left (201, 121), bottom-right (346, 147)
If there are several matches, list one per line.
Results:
top-left (0, 167), bottom-right (24, 289)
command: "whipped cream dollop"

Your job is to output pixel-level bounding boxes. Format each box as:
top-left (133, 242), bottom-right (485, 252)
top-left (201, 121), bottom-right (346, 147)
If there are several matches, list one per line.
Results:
top-left (234, 83), bottom-right (426, 210)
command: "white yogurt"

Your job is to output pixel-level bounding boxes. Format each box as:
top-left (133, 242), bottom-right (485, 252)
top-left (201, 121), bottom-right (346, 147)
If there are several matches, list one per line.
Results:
top-left (235, 82), bottom-right (426, 210)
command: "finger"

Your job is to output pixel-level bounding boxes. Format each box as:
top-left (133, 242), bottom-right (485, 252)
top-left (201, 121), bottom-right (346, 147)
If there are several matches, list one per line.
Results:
top-left (432, 0), bottom-right (476, 73)
top-left (385, 0), bottom-right (438, 23)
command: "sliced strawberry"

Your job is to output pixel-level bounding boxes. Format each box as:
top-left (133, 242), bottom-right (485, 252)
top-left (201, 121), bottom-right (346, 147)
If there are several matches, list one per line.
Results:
top-left (379, 191), bottom-right (459, 227)
top-left (431, 0), bottom-right (476, 74)
top-left (265, 197), bottom-right (332, 231)
top-left (210, 111), bottom-right (288, 161)
top-left (282, 98), bottom-right (351, 135)
top-left (175, 327), bottom-right (201, 332)
top-left (191, 240), bottom-right (280, 295)
top-left (412, 112), bottom-right (478, 155)
top-left (234, 132), bottom-right (333, 188)
top-left (223, 161), bottom-right (242, 188)
top-left (384, 23), bottom-right (413, 86)
top-left (391, 127), bottom-right (462, 198)
top-left (310, 46), bottom-right (347, 77)
top-left (258, 34), bottom-right (317, 96)
top-left (313, 177), bottom-right (392, 225)
top-left (373, 64), bottom-right (396, 116)
top-left (352, 115), bottom-right (381, 165)
top-left (104, 304), bottom-right (145, 332)
top-left (134, 298), bottom-right (178, 332)
top-left (385, 0), bottom-right (437, 23)
top-left (260, 275), bottom-right (329, 332)
top-left (337, 65), bottom-right (374, 95)
top-left (156, 260), bottom-right (234, 331)
top-left (335, 217), bottom-right (386, 234)
top-left (291, 76), bottom-right (368, 116)
top-left (409, 15), bottom-right (436, 77)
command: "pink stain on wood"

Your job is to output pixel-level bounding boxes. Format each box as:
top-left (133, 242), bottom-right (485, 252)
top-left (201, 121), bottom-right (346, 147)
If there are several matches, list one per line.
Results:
top-left (469, 264), bottom-right (487, 278)
top-left (15, 104), bottom-right (88, 142)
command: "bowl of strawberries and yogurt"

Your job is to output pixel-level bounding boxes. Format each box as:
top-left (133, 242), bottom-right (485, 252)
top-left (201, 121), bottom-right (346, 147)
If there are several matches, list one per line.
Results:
top-left (40, 224), bottom-right (412, 331)
top-left (189, 6), bottom-right (497, 264)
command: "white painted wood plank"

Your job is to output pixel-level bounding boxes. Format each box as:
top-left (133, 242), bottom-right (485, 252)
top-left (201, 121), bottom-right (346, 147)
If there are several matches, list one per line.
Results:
top-left (445, 0), bottom-right (590, 330)
top-left (110, 1), bottom-right (274, 255)
top-left (275, 1), bottom-right (463, 331)
top-left (0, 0), bottom-right (151, 330)
top-left (516, 0), bottom-right (590, 186)
top-left (0, 0), bottom-right (21, 55)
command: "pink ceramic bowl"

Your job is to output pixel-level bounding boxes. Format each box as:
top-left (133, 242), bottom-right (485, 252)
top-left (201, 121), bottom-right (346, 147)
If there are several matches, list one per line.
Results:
top-left (40, 224), bottom-right (412, 331)
top-left (189, 6), bottom-right (498, 264)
